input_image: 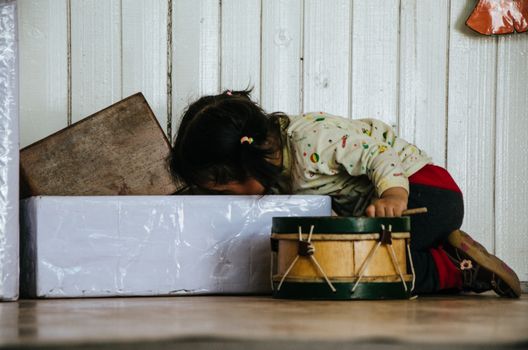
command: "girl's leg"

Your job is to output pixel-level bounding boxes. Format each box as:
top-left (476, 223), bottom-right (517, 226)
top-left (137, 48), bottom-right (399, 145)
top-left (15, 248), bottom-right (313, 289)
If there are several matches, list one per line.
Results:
top-left (407, 180), bottom-right (464, 293)
top-left (407, 165), bottom-right (521, 297)
top-left (407, 183), bottom-right (464, 251)
top-left (408, 250), bottom-right (440, 293)
top-left (406, 164), bottom-right (463, 293)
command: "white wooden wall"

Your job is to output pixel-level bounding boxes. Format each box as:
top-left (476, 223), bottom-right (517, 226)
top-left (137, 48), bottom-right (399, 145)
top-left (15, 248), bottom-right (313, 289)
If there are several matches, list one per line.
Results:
top-left (18, 0), bottom-right (528, 283)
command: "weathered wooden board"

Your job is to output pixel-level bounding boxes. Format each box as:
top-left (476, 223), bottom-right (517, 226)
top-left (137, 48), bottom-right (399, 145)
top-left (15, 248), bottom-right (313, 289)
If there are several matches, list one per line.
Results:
top-left (20, 94), bottom-right (180, 197)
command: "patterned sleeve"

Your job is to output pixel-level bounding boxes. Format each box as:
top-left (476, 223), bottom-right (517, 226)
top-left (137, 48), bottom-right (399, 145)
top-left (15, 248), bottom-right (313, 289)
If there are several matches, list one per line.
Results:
top-left (309, 119), bottom-right (409, 196)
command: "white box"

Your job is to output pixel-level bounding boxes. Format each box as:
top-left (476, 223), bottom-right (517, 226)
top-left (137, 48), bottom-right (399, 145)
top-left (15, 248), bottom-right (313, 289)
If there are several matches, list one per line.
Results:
top-left (20, 195), bottom-right (331, 298)
top-left (0, 0), bottom-right (19, 301)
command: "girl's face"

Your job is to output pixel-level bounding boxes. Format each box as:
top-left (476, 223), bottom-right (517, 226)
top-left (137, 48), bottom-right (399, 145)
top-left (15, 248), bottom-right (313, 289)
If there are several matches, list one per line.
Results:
top-left (204, 178), bottom-right (266, 195)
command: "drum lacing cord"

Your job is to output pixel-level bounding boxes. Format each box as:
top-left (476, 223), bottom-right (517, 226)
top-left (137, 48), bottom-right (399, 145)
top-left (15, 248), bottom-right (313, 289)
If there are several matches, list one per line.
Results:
top-left (276, 225), bottom-right (337, 292)
top-left (351, 224), bottom-right (410, 293)
top-left (406, 241), bottom-right (416, 292)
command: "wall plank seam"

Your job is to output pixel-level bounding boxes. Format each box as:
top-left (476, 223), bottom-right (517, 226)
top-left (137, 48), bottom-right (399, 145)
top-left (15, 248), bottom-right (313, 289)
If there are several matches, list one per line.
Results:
top-left (443, 0), bottom-right (452, 169)
top-left (218, 0), bottom-right (223, 92)
top-left (492, 38), bottom-right (499, 254)
top-left (119, 0), bottom-right (124, 104)
top-left (167, 0), bottom-right (173, 143)
top-left (299, 0), bottom-right (305, 115)
top-left (67, 0), bottom-right (72, 126)
top-left (258, 0), bottom-right (263, 103)
top-left (119, 0), bottom-right (125, 104)
top-left (396, 0), bottom-right (402, 132)
top-left (347, 0), bottom-right (353, 120)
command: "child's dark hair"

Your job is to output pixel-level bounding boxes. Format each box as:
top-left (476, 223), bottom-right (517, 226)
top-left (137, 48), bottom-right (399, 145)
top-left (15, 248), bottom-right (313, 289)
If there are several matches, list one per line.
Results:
top-left (170, 88), bottom-right (284, 193)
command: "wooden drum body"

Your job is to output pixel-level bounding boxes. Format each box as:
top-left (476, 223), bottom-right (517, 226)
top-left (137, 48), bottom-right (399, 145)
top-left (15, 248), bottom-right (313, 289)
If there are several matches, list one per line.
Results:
top-left (271, 217), bottom-right (415, 300)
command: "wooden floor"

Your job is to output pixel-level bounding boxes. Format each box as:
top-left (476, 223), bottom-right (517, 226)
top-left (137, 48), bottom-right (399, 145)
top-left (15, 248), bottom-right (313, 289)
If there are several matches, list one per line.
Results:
top-left (1, 293), bottom-right (527, 349)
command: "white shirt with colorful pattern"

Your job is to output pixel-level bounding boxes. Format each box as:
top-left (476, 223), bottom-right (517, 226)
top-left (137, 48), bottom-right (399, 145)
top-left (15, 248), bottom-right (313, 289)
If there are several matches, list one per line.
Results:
top-left (277, 112), bottom-right (432, 215)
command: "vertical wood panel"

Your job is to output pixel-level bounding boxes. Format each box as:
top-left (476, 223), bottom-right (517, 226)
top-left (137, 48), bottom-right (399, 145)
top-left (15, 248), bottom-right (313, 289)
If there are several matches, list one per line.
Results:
top-left (351, 0), bottom-right (398, 126)
top-left (122, 0), bottom-right (168, 133)
top-left (18, 0), bottom-right (67, 147)
top-left (71, 0), bottom-right (122, 122)
top-left (447, 1), bottom-right (496, 250)
top-left (261, 0), bottom-right (302, 115)
top-left (172, 0), bottom-right (220, 136)
top-left (495, 36), bottom-right (528, 282)
top-left (303, 0), bottom-right (350, 117)
top-left (399, 0), bottom-right (449, 166)
top-left (221, 0), bottom-right (261, 100)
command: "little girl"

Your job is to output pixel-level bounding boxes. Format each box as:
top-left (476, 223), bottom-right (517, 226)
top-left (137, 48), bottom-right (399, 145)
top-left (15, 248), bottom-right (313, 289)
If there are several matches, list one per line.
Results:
top-left (169, 89), bottom-right (521, 297)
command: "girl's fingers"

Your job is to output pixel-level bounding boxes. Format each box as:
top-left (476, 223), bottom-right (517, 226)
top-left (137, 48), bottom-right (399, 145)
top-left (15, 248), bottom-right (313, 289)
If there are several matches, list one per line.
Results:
top-left (375, 205), bottom-right (386, 218)
top-left (366, 204), bottom-right (375, 217)
top-left (394, 206), bottom-right (405, 217)
top-left (366, 202), bottom-right (407, 217)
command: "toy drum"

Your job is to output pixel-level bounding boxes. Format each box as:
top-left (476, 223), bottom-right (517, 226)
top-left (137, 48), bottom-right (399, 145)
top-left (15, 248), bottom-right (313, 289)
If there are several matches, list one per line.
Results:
top-left (270, 216), bottom-right (415, 300)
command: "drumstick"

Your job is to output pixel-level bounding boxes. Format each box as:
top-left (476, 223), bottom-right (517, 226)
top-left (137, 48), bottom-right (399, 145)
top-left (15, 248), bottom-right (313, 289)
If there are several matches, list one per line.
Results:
top-left (402, 207), bottom-right (427, 216)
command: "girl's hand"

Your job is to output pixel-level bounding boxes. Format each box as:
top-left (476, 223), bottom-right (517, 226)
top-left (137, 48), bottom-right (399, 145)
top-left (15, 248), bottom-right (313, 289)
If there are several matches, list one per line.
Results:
top-left (365, 187), bottom-right (408, 217)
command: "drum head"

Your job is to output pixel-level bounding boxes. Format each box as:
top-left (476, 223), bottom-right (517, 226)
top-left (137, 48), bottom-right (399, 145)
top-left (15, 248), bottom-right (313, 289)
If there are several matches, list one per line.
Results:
top-left (272, 216), bottom-right (410, 234)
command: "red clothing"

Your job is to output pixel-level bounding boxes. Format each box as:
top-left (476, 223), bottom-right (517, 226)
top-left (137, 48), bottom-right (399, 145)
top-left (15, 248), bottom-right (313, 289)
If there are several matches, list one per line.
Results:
top-left (409, 164), bottom-right (461, 193)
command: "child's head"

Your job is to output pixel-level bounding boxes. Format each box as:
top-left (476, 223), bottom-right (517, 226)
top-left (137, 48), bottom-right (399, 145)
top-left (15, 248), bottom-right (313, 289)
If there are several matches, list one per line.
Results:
top-left (170, 89), bottom-right (283, 195)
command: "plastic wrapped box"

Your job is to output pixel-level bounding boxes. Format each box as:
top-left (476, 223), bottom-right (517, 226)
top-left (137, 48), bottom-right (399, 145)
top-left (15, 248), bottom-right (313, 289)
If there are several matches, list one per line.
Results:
top-left (20, 195), bottom-right (331, 298)
top-left (0, 0), bottom-right (19, 301)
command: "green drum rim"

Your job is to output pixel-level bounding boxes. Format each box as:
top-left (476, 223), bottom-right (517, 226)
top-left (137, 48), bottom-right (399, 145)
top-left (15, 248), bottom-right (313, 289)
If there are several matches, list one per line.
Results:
top-left (272, 281), bottom-right (412, 300)
top-left (272, 216), bottom-right (411, 234)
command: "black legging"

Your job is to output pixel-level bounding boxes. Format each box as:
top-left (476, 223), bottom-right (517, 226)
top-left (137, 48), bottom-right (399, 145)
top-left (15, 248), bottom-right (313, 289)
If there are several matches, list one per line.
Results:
top-left (407, 183), bottom-right (464, 293)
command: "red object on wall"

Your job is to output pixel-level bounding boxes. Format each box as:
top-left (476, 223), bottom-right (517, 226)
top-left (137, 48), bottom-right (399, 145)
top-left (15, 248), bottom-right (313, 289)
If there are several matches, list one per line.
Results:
top-left (466, 0), bottom-right (528, 35)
